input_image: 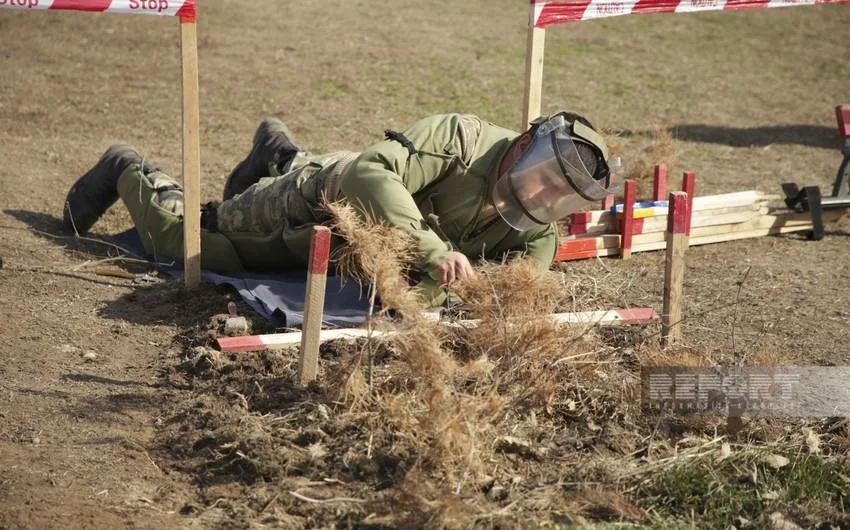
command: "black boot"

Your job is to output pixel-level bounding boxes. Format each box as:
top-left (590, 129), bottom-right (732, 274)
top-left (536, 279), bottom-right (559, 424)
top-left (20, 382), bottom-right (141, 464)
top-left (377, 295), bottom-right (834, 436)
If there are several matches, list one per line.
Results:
top-left (63, 143), bottom-right (155, 234)
top-left (223, 117), bottom-right (301, 200)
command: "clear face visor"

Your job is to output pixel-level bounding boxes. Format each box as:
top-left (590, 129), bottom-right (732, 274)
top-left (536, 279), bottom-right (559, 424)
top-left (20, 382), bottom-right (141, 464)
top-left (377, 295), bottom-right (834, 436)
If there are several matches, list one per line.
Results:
top-left (492, 115), bottom-right (620, 232)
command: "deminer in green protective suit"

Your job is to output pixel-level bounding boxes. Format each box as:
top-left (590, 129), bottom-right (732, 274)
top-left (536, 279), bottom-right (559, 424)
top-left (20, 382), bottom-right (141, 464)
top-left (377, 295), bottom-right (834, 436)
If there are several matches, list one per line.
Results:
top-left (62, 112), bottom-right (617, 305)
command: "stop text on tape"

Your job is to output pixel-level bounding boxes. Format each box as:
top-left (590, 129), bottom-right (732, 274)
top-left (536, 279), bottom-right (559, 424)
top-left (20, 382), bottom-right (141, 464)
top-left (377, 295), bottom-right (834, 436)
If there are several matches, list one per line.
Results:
top-left (129, 0), bottom-right (170, 12)
top-left (0, 0), bottom-right (40, 9)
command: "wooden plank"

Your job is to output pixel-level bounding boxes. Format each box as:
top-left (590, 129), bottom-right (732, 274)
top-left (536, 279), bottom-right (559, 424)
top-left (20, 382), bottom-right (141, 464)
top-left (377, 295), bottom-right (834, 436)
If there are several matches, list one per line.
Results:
top-left (521, 23), bottom-right (546, 128)
top-left (297, 226), bottom-right (332, 386)
top-left (662, 192), bottom-right (689, 347)
top-left (621, 179), bottom-right (636, 259)
top-left (570, 190), bottom-right (776, 226)
top-left (180, 19), bottom-right (201, 288)
top-left (570, 204), bottom-right (769, 237)
top-left (217, 308), bottom-right (659, 353)
top-left (567, 209), bottom-right (845, 251)
top-left (556, 209), bottom-right (847, 261)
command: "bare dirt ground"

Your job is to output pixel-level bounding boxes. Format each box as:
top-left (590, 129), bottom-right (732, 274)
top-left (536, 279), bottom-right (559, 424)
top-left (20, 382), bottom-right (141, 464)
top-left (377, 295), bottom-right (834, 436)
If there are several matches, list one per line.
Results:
top-left (2, 1), bottom-right (850, 528)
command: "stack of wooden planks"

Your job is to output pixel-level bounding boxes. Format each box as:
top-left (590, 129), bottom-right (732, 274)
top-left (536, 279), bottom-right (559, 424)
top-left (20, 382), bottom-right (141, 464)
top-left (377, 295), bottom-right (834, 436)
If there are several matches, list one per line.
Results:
top-left (557, 189), bottom-right (845, 261)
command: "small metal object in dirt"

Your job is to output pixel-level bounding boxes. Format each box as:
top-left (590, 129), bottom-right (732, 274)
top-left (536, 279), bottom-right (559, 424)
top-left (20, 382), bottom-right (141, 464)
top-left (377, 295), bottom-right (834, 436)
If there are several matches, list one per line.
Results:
top-left (224, 301), bottom-right (248, 336)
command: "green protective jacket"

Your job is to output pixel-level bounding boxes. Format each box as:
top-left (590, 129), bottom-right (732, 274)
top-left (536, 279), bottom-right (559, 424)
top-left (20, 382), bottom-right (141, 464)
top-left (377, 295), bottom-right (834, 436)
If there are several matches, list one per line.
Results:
top-left (339, 113), bottom-right (558, 274)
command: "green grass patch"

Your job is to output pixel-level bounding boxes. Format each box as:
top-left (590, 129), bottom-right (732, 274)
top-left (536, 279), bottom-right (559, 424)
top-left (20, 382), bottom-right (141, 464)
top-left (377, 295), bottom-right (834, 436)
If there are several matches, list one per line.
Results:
top-left (316, 79), bottom-right (345, 99)
top-left (818, 60), bottom-right (850, 80)
top-left (634, 448), bottom-right (850, 528)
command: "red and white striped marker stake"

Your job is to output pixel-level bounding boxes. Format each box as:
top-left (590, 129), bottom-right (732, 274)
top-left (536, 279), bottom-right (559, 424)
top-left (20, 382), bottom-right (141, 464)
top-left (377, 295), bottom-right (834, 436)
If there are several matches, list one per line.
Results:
top-left (662, 191), bottom-right (690, 347)
top-left (297, 226), bottom-right (332, 386)
top-left (653, 164), bottom-right (667, 202)
top-left (681, 171), bottom-right (696, 237)
top-left (620, 179), bottom-right (636, 259)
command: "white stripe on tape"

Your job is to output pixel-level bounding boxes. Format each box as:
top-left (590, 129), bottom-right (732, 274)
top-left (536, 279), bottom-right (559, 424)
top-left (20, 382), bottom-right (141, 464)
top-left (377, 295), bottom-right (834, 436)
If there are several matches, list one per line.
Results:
top-left (767, 0), bottom-right (816, 7)
top-left (104, 0), bottom-right (186, 16)
top-left (583, 0), bottom-right (639, 20)
top-left (675, 0), bottom-right (728, 14)
top-left (0, 0), bottom-right (55, 10)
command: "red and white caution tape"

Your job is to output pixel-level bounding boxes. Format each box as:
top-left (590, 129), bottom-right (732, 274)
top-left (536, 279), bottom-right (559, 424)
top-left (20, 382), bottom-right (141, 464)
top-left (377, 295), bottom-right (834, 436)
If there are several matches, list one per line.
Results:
top-left (0, 0), bottom-right (196, 20)
top-left (531, 0), bottom-right (850, 27)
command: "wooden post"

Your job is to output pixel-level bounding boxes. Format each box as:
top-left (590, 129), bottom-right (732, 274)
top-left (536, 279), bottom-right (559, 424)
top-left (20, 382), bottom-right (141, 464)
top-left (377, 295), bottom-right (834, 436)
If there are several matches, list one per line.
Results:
top-left (653, 164), bottom-right (667, 202)
top-left (681, 171), bottom-right (696, 237)
top-left (521, 9), bottom-right (546, 129)
top-left (601, 194), bottom-right (615, 211)
top-left (620, 179), bottom-right (636, 259)
top-left (180, 18), bottom-right (201, 288)
top-left (662, 191), bottom-right (689, 347)
top-left (297, 226), bottom-right (332, 386)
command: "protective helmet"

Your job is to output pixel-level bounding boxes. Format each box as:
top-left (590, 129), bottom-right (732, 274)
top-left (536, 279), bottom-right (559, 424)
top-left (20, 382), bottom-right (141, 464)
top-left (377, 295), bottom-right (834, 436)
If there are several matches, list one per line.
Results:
top-left (492, 112), bottom-right (619, 232)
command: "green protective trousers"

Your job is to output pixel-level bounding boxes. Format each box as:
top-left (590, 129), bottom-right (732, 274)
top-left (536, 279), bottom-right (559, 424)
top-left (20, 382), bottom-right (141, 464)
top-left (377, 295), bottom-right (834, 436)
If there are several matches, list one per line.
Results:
top-left (115, 152), bottom-right (358, 274)
top-left (116, 165), bottom-right (245, 272)
top-left (115, 162), bottom-right (452, 306)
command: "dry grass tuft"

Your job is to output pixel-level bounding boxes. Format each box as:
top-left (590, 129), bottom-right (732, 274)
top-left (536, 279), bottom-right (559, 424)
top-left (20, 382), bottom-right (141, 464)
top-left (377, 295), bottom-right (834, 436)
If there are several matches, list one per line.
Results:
top-left (326, 200), bottom-right (471, 470)
top-left (323, 203), bottom-right (641, 485)
top-left (617, 126), bottom-right (679, 200)
top-left (636, 345), bottom-right (712, 368)
top-left (454, 260), bottom-right (577, 409)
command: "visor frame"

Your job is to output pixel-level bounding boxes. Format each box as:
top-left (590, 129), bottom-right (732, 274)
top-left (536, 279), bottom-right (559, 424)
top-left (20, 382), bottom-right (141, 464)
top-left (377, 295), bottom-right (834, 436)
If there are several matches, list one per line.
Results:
top-left (492, 113), bottom-right (617, 231)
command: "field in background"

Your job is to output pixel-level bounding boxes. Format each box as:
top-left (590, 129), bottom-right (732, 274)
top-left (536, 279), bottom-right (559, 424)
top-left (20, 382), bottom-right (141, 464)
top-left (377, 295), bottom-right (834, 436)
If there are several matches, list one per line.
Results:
top-left (1, 1), bottom-right (850, 528)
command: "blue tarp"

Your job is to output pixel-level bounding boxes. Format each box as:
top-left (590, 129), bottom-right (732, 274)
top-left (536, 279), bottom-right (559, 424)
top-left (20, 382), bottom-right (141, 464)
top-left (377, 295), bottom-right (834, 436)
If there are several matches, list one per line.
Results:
top-left (109, 229), bottom-right (371, 328)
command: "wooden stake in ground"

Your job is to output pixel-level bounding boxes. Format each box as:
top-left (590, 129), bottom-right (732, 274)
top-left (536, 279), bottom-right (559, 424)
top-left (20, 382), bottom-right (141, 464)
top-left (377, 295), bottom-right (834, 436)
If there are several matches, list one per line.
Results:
top-left (180, 16), bottom-right (202, 288)
top-left (297, 226), bottom-right (332, 386)
top-left (662, 191), bottom-right (689, 347)
top-left (653, 164), bottom-right (667, 202)
top-left (681, 171), bottom-right (696, 237)
top-left (620, 179), bottom-right (636, 259)
top-left (521, 21), bottom-right (546, 128)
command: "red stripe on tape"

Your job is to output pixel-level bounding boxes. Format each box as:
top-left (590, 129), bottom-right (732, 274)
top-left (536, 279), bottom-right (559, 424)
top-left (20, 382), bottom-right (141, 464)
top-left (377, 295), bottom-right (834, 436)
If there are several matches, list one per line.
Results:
top-left (51, 0), bottom-right (111, 11)
top-left (724, 0), bottom-right (770, 8)
top-left (632, 0), bottom-right (678, 15)
top-left (308, 226), bottom-right (332, 275)
top-left (535, 0), bottom-right (591, 26)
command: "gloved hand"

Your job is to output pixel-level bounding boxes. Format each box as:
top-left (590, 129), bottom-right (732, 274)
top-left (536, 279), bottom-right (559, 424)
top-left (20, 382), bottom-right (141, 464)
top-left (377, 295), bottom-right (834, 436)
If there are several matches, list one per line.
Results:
top-left (431, 251), bottom-right (477, 285)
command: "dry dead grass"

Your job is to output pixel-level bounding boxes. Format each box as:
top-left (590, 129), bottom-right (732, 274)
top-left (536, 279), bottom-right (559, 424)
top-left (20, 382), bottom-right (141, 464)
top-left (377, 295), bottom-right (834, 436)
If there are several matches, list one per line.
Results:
top-left (322, 200), bottom-right (645, 496)
top-left (607, 126), bottom-right (679, 200)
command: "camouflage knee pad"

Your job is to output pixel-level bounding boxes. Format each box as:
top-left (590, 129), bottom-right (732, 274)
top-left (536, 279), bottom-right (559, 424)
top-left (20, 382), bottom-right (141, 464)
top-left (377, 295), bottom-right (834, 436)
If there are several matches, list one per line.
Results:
top-left (215, 151), bottom-right (359, 234)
